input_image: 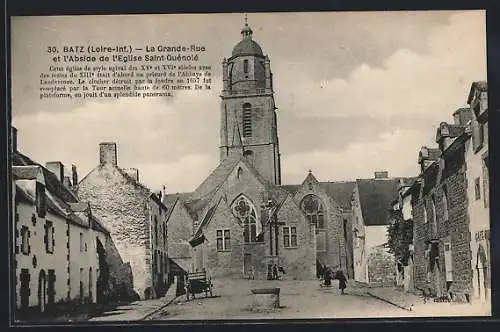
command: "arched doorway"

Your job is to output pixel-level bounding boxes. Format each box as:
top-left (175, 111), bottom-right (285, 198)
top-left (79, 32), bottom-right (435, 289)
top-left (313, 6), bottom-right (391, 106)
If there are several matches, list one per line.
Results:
top-left (477, 245), bottom-right (488, 302)
top-left (89, 268), bottom-right (93, 304)
top-left (38, 270), bottom-right (47, 313)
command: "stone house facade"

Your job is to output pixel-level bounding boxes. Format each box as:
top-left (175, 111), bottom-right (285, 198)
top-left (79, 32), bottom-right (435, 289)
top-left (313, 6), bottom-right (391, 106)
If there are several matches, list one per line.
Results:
top-left (410, 107), bottom-right (474, 302)
top-left (11, 130), bottom-right (119, 316)
top-left (390, 184), bottom-right (416, 292)
top-left (352, 172), bottom-right (408, 286)
top-left (464, 81), bottom-right (490, 305)
top-left (77, 142), bottom-right (169, 300)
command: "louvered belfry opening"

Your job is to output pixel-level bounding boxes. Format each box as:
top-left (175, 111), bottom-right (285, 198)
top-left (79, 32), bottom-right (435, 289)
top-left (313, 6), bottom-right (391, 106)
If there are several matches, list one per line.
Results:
top-left (242, 103), bottom-right (252, 137)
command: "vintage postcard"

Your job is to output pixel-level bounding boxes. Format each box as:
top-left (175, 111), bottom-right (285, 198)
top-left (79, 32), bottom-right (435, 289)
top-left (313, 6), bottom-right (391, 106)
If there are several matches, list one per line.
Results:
top-left (9, 11), bottom-right (489, 323)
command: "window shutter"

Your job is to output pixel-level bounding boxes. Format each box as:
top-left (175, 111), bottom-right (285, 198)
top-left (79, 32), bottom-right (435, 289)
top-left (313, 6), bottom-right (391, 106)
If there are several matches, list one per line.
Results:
top-left (52, 227), bottom-right (55, 249)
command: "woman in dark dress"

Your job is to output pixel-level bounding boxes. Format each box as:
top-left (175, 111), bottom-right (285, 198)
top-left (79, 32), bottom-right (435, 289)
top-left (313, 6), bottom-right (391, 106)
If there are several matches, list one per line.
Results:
top-left (337, 270), bottom-right (347, 294)
top-left (323, 268), bottom-right (332, 286)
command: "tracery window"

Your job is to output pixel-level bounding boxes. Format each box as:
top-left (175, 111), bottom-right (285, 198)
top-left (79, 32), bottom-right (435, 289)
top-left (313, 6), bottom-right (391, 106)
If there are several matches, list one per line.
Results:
top-left (231, 195), bottom-right (260, 243)
top-left (300, 194), bottom-right (325, 229)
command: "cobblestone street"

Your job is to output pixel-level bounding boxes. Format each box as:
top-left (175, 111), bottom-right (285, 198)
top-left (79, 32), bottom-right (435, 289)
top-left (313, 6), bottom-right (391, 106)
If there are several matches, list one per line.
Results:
top-left (143, 279), bottom-right (491, 321)
top-left (147, 278), bottom-right (403, 320)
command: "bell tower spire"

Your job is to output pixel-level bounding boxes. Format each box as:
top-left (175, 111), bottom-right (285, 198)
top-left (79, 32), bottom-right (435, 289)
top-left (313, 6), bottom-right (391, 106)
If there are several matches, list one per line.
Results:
top-left (241, 14), bottom-right (253, 40)
top-left (219, 20), bottom-right (282, 185)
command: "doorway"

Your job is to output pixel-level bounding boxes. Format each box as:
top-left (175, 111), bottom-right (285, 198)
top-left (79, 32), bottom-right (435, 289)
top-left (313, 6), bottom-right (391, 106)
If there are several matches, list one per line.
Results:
top-left (38, 270), bottom-right (47, 313)
top-left (89, 268), bottom-right (93, 304)
top-left (20, 269), bottom-right (30, 310)
top-left (477, 245), bottom-right (488, 302)
top-left (243, 253), bottom-right (251, 276)
top-left (47, 269), bottom-right (55, 309)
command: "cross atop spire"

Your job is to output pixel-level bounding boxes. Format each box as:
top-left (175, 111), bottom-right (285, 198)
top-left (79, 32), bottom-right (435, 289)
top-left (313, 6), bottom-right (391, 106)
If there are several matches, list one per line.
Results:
top-left (241, 13), bottom-right (253, 39)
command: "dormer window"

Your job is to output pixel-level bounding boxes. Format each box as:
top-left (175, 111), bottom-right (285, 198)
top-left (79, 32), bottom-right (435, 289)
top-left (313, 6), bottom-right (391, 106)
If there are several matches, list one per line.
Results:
top-left (36, 182), bottom-right (46, 218)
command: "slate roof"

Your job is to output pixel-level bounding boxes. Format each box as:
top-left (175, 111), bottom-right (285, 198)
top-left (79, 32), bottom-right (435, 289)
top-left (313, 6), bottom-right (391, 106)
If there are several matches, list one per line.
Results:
top-left (419, 147), bottom-right (442, 162)
top-left (12, 166), bottom-right (41, 180)
top-left (232, 38), bottom-right (264, 57)
top-left (320, 182), bottom-right (356, 210)
top-left (13, 152), bottom-right (79, 203)
top-left (15, 182), bottom-right (35, 204)
top-left (191, 152), bottom-right (242, 200)
top-left (280, 181), bottom-right (356, 210)
top-left (356, 178), bottom-right (401, 226)
top-left (13, 151), bottom-right (109, 234)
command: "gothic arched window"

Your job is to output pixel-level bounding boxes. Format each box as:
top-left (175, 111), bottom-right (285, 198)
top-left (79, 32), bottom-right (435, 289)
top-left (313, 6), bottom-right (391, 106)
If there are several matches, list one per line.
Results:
top-left (231, 195), bottom-right (260, 243)
top-left (242, 103), bottom-right (252, 138)
top-left (300, 194), bottom-right (325, 229)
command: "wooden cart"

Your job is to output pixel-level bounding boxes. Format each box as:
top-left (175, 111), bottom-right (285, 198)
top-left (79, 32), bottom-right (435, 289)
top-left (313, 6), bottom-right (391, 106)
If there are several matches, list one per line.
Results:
top-left (185, 271), bottom-right (213, 301)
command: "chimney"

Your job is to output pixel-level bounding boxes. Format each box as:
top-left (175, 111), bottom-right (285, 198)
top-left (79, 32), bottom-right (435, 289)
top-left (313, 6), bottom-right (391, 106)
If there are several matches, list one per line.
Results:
top-left (436, 122), bottom-right (452, 152)
top-left (124, 168), bottom-right (139, 182)
top-left (11, 126), bottom-right (17, 155)
top-left (453, 108), bottom-right (473, 126)
top-left (46, 161), bottom-right (64, 182)
top-left (374, 171), bottom-right (388, 179)
top-left (72, 164), bottom-right (78, 186)
top-left (99, 142), bottom-right (117, 166)
top-left (63, 176), bottom-right (72, 188)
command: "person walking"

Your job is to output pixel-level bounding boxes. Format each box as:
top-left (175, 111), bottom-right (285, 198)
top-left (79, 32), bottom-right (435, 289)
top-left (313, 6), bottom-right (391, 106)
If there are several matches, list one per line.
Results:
top-left (323, 267), bottom-right (332, 287)
top-left (337, 270), bottom-right (348, 295)
top-left (272, 264), bottom-right (279, 280)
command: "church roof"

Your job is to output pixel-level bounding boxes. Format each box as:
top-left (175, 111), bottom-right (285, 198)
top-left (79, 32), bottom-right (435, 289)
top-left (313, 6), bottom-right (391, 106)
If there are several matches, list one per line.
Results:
top-left (356, 178), bottom-right (400, 226)
top-left (232, 39), bottom-right (264, 57)
top-left (320, 181), bottom-right (356, 210)
top-left (280, 181), bottom-right (356, 210)
top-left (191, 152), bottom-right (243, 200)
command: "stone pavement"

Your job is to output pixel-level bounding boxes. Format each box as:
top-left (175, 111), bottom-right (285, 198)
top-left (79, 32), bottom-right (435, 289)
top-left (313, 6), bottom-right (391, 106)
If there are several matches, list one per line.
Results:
top-left (366, 286), bottom-right (491, 317)
top-left (89, 281), bottom-right (179, 322)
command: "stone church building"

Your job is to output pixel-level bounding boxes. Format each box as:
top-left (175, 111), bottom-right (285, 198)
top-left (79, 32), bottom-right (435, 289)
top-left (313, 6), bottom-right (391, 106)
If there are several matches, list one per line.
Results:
top-left (165, 22), bottom-right (355, 280)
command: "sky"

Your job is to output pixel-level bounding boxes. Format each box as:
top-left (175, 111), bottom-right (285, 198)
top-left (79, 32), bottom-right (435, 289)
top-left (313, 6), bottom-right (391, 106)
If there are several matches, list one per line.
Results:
top-left (11, 11), bottom-right (487, 193)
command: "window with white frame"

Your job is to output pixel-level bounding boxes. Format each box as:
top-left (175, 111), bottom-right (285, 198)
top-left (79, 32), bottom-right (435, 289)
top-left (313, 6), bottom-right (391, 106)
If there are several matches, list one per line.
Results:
top-left (442, 188), bottom-right (449, 222)
top-left (21, 226), bottom-right (30, 255)
top-left (45, 221), bottom-right (54, 254)
top-left (80, 232), bottom-right (84, 252)
top-left (483, 156), bottom-right (489, 208)
top-left (444, 240), bottom-right (453, 282)
top-left (475, 177), bottom-right (481, 200)
top-left (423, 202), bottom-right (428, 224)
top-left (283, 226), bottom-right (297, 248)
top-left (216, 229), bottom-right (231, 251)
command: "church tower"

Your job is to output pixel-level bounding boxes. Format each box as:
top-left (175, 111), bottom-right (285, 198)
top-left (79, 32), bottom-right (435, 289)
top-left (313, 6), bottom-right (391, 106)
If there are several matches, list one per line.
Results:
top-left (220, 17), bottom-right (282, 185)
